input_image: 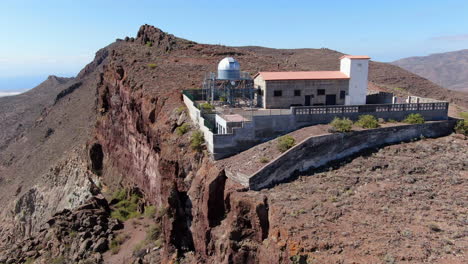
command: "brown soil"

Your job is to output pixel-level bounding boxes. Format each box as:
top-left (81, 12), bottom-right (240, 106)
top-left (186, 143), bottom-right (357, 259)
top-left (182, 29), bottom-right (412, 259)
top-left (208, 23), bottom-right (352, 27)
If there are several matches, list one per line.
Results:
top-left (103, 217), bottom-right (161, 264)
top-left (259, 134), bottom-right (468, 263)
top-left (218, 122), bottom-right (410, 176)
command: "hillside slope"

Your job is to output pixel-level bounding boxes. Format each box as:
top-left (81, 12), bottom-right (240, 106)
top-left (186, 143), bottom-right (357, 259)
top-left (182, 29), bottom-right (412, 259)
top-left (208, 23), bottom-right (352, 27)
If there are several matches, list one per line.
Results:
top-left (393, 49), bottom-right (468, 93)
top-left (0, 25), bottom-right (466, 264)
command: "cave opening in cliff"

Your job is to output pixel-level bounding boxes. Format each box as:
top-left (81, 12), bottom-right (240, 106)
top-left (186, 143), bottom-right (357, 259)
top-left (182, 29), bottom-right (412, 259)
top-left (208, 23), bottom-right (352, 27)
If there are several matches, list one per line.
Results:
top-left (169, 190), bottom-right (195, 253)
top-left (207, 172), bottom-right (227, 227)
top-left (100, 86), bottom-right (110, 114)
top-left (89, 143), bottom-right (104, 175)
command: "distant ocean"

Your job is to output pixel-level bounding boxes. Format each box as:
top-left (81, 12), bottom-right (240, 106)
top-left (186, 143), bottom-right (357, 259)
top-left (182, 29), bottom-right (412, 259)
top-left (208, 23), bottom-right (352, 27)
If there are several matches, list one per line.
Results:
top-left (0, 76), bottom-right (46, 97)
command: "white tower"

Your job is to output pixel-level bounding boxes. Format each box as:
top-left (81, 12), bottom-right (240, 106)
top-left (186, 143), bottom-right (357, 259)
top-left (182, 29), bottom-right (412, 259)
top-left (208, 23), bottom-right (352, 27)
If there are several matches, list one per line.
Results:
top-left (340, 55), bottom-right (370, 105)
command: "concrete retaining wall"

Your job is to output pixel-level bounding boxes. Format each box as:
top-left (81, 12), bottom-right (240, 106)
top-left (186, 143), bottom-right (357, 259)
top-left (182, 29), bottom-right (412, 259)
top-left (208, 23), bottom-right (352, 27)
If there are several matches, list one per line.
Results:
top-left (183, 95), bottom-right (214, 153)
top-left (184, 93), bottom-right (450, 160)
top-left (247, 120), bottom-right (457, 190)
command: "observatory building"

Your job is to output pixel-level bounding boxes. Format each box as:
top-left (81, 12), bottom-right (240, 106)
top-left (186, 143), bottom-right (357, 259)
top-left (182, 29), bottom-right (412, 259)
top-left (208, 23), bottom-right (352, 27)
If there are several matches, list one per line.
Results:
top-left (202, 57), bottom-right (255, 107)
top-left (254, 55), bottom-right (370, 109)
top-left (182, 55), bottom-right (449, 160)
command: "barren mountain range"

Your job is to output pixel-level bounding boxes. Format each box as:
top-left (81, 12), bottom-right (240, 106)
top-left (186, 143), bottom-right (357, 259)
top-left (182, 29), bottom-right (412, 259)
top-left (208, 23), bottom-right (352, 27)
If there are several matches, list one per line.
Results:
top-left (393, 49), bottom-right (468, 93)
top-left (0, 25), bottom-right (466, 263)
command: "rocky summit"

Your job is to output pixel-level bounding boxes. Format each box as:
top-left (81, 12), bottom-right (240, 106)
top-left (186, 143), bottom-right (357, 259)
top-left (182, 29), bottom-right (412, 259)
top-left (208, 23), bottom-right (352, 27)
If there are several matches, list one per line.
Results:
top-left (0, 25), bottom-right (466, 264)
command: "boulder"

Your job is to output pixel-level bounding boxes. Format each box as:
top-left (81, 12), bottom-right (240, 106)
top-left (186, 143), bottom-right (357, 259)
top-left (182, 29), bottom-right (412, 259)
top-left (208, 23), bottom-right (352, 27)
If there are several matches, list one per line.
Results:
top-left (92, 237), bottom-right (108, 253)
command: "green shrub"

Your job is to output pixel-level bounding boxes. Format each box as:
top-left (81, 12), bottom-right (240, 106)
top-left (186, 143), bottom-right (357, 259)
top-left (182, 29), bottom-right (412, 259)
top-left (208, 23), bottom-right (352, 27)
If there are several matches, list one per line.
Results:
top-left (259, 157), bottom-right (270, 163)
top-left (387, 119), bottom-right (398, 123)
top-left (146, 41), bottom-right (153, 47)
top-left (454, 119), bottom-right (468, 136)
top-left (460, 112), bottom-right (468, 120)
top-left (219, 96), bottom-right (227, 102)
top-left (110, 193), bottom-right (142, 221)
top-left (176, 123), bottom-right (190, 136)
top-left (144, 205), bottom-right (157, 218)
top-left (112, 189), bottom-right (127, 201)
top-left (277, 135), bottom-right (296, 152)
top-left (190, 131), bottom-right (205, 151)
top-left (355, 115), bottom-right (380, 129)
top-left (403, 113), bottom-right (425, 124)
top-left (24, 258), bottom-right (35, 264)
top-left (147, 63), bottom-right (157, 69)
top-left (146, 224), bottom-right (162, 242)
top-left (51, 257), bottom-right (67, 264)
top-left (199, 102), bottom-right (215, 113)
top-left (175, 106), bottom-right (185, 114)
top-left (330, 117), bottom-right (353, 132)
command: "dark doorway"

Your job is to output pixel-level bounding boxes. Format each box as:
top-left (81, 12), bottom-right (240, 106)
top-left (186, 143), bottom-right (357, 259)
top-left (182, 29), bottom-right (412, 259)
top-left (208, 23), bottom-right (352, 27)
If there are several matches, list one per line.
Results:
top-left (304, 95), bottom-right (311, 106)
top-left (326, 94), bottom-right (336, 105)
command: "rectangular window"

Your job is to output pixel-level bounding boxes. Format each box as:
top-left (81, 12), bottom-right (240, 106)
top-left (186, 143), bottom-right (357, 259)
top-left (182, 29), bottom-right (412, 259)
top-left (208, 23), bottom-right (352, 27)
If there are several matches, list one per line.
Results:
top-left (294, 90), bottom-right (301, 96)
top-left (274, 90), bottom-right (282, 97)
top-left (317, 89), bottom-right (325, 95)
top-left (340, 90), bottom-right (346, 99)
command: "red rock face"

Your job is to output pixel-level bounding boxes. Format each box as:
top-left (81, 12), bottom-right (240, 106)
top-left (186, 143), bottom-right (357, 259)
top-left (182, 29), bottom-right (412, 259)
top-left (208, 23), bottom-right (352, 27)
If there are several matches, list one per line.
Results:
top-left (85, 25), bottom-right (468, 263)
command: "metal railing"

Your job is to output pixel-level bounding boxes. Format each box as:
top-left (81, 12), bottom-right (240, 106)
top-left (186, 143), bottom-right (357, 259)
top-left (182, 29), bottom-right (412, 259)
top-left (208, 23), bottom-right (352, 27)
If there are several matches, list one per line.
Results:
top-left (291, 102), bottom-right (449, 115)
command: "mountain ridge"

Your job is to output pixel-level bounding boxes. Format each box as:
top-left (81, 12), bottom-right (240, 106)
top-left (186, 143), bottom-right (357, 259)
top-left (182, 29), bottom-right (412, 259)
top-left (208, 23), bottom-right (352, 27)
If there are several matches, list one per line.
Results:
top-left (0, 25), bottom-right (466, 264)
top-left (392, 49), bottom-right (468, 93)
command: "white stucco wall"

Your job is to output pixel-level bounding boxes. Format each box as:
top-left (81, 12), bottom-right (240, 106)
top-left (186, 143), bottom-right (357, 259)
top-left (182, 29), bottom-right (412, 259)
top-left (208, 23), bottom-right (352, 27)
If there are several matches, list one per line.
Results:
top-left (183, 94), bottom-right (214, 153)
top-left (340, 58), bottom-right (368, 105)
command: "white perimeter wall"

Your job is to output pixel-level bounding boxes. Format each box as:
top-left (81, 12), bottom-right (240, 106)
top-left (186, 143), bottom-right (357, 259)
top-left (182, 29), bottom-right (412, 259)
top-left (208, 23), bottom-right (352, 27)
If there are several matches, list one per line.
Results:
top-left (183, 94), bottom-right (214, 153)
top-left (340, 58), bottom-right (368, 105)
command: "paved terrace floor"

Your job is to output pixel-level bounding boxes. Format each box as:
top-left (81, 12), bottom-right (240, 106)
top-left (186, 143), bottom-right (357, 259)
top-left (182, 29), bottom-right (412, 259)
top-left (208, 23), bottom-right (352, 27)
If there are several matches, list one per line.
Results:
top-left (216, 122), bottom-right (409, 177)
top-left (195, 100), bottom-right (292, 121)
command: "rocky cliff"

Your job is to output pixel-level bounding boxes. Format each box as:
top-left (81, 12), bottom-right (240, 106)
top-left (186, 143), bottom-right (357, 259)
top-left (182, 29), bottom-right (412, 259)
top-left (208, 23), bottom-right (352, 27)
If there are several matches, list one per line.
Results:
top-left (0, 25), bottom-right (466, 264)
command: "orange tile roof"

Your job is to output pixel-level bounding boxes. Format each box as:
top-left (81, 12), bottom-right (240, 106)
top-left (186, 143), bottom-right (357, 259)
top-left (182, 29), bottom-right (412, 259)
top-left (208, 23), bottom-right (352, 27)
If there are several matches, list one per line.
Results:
top-left (339, 55), bottom-right (371, 60)
top-left (256, 71), bottom-right (350, 81)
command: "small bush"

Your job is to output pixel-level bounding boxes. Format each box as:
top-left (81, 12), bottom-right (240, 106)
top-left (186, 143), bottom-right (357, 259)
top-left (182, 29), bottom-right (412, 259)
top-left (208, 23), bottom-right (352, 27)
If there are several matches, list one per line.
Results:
top-left (176, 123), bottom-right (190, 136)
top-left (355, 115), bottom-right (380, 129)
top-left (403, 113), bottom-right (424, 124)
top-left (190, 131), bottom-right (205, 151)
top-left (175, 106), bottom-right (185, 114)
top-left (259, 157), bottom-right (270, 163)
top-left (24, 258), bottom-right (35, 264)
top-left (51, 257), bottom-right (67, 264)
top-left (459, 112), bottom-right (468, 120)
top-left (454, 119), bottom-right (468, 136)
top-left (277, 135), bottom-right (296, 152)
top-left (199, 102), bottom-right (215, 113)
top-left (219, 96), bottom-right (227, 102)
top-left (110, 234), bottom-right (130, 254)
top-left (387, 119), bottom-right (398, 123)
top-left (147, 63), bottom-right (157, 69)
top-left (144, 205), bottom-right (157, 218)
top-left (111, 193), bottom-right (142, 221)
top-left (146, 224), bottom-right (162, 242)
top-left (330, 117), bottom-right (353, 132)
top-left (146, 41), bottom-right (153, 47)
top-left (112, 189), bottom-right (127, 202)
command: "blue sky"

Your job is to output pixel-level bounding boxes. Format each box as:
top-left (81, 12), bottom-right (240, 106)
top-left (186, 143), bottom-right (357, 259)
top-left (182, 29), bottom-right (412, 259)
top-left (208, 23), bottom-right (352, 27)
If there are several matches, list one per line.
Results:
top-left (1, 0), bottom-right (468, 91)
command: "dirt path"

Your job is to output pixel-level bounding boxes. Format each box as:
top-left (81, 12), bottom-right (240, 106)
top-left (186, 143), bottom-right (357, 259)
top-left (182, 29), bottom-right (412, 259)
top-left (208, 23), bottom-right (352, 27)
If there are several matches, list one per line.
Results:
top-left (103, 217), bottom-right (154, 264)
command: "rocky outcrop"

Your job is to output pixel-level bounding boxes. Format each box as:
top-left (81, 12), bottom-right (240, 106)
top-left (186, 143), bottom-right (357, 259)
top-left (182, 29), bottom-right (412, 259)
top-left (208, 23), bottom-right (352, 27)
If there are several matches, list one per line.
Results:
top-left (0, 195), bottom-right (123, 264)
top-left (1, 24), bottom-right (466, 263)
top-left (0, 150), bottom-right (100, 245)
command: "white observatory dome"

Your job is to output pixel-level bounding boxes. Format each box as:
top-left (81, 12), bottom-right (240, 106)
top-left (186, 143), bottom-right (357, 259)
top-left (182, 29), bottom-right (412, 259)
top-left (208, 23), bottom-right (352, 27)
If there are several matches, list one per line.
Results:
top-left (217, 57), bottom-right (241, 80)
